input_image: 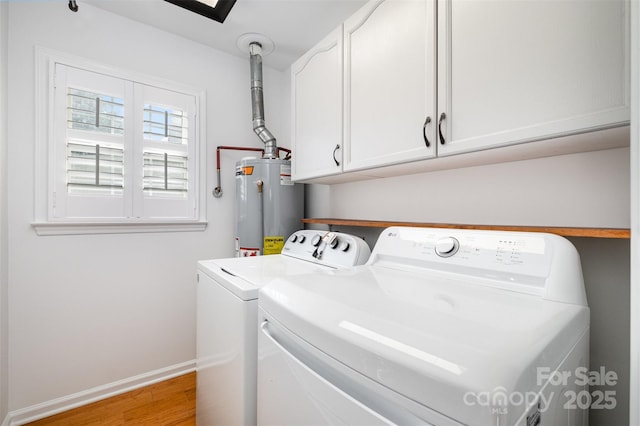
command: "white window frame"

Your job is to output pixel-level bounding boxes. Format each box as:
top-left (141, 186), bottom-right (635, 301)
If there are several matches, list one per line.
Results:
top-left (33, 47), bottom-right (207, 235)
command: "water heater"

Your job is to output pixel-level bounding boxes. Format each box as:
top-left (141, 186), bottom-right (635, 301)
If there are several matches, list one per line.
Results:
top-left (235, 157), bottom-right (303, 256)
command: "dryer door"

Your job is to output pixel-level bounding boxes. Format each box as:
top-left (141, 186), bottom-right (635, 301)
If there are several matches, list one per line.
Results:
top-left (257, 310), bottom-right (458, 426)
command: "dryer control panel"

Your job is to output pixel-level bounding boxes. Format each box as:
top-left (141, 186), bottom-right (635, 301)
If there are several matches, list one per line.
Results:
top-left (282, 230), bottom-right (371, 268)
top-left (370, 227), bottom-right (585, 305)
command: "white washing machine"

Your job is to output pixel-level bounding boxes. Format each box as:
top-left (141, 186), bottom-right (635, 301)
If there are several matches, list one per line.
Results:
top-left (257, 226), bottom-right (590, 426)
top-left (196, 229), bottom-right (371, 426)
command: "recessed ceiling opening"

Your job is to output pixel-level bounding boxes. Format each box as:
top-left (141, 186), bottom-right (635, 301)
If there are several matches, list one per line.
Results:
top-left (164, 0), bottom-right (237, 23)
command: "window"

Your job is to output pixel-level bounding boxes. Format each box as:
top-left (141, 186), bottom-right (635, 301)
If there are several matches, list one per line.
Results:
top-left (34, 49), bottom-right (206, 235)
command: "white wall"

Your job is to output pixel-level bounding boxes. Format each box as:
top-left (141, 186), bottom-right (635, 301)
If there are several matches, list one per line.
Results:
top-left (1, 1), bottom-right (9, 422)
top-left (6, 1), bottom-right (287, 415)
top-left (326, 146), bottom-right (630, 228)
top-left (306, 146), bottom-right (631, 425)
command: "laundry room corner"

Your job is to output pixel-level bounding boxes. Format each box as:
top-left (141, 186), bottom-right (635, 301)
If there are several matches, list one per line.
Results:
top-left (2, 0), bottom-right (637, 423)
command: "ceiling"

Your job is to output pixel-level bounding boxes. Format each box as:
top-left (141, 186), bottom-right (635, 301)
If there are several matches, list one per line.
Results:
top-left (84, 0), bottom-right (367, 70)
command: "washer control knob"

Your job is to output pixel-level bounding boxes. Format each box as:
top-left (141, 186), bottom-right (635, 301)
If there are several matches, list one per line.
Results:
top-left (435, 237), bottom-right (459, 257)
top-left (339, 241), bottom-right (350, 252)
top-left (311, 234), bottom-right (321, 247)
top-left (289, 234), bottom-right (298, 243)
top-left (329, 237), bottom-right (339, 249)
top-left (298, 235), bottom-right (306, 244)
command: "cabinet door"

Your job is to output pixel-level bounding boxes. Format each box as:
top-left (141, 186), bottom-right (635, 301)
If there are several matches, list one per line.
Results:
top-left (437, 0), bottom-right (630, 156)
top-left (291, 26), bottom-right (343, 181)
top-left (344, 0), bottom-right (436, 172)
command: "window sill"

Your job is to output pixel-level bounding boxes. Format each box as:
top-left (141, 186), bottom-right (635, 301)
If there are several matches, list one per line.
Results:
top-left (32, 220), bottom-right (208, 236)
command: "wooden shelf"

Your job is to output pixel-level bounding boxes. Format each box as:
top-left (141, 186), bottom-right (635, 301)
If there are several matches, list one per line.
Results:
top-left (302, 218), bottom-right (631, 239)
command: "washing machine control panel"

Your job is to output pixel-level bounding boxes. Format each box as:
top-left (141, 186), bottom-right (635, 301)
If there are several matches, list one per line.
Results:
top-left (283, 230), bottom-right (371, 268)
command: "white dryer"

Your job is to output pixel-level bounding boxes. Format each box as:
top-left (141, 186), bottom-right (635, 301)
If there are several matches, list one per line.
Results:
top-left (257, 226), bottom-right (590, 426)
top-left (196, 229), bottom-right (371, 426)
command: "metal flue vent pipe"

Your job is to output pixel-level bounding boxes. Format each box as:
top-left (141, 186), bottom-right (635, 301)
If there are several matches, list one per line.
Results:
top-left (249, 42), bottom-right (277, 159)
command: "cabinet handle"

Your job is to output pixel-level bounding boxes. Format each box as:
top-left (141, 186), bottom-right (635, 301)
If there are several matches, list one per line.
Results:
top-left (332, 144), bottom-right (340, 166)
top-left (422, 116), bottom-right (431, 147)
top-left (438, 112), bottom-right (446, 145)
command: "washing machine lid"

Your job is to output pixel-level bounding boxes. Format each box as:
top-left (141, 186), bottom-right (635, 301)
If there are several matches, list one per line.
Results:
top-left (198, 255), bottom-right (332, 301)
top-left (259, 265), bottom-right (590, 424)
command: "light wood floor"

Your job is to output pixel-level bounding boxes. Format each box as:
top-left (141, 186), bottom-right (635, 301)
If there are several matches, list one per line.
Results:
top-left (26, 372), bottom-right (196, 426)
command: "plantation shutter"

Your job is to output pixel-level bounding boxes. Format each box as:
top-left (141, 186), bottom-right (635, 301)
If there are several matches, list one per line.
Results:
top-left (135, 84), bottom-right (197, 219)
top-left (53, 64), bottom-right (132, 219)
top-left (66, 88), bottom-right (125, 195)
top-left (142, 104), bottom-right (189, 198)
top-left (50, 63), bottom-right (199, 222)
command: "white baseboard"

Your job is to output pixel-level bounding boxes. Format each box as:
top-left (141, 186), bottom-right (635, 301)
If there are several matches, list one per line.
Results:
top-left (5, 359), bottom-right (196, 426)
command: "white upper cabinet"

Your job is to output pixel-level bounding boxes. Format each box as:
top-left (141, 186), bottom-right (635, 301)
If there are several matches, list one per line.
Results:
top-left (437, 0), bottom-right (630, 155)
top-left (290, 0), bottom-right (629, 182)
top-left (291, 26), bottom-right (344, 181)
top-left (343, 0), bottom-right (437, 172)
